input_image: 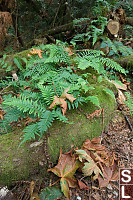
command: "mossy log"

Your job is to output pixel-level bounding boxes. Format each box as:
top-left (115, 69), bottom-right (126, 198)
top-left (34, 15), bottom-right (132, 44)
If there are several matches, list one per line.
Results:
top-left (114, 55), bottom-right (133, 72)
top-left (126, 17), bottom-right (133, 27)
top-left (0, 49), bottom-right (31, 77)
top-left (0, 77), bottom-right (117, 186)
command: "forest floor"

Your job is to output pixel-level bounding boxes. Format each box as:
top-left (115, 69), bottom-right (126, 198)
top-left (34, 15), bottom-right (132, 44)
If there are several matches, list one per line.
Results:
top-left (1, 79), bottom-right (132, 200)
top-left (7, 103), bottom-right (132, 200)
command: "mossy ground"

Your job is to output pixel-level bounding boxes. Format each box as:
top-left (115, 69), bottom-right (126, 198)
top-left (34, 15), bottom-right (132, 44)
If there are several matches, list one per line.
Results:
top-left (48, 79), bottom-right (117, 163)
top-left (0, 72), bottom-right (117, 186)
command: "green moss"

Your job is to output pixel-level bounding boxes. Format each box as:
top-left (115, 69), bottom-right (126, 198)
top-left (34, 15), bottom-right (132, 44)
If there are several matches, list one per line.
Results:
top-left (0, 130), bottom-right (45, 186)
top-left (0, 74), bottom-right (117, 186)
top-left (48, 79), bottom-right (117, 163)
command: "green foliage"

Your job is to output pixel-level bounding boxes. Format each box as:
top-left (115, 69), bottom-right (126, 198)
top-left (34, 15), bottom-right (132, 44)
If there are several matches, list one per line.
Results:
top-left (100, 38), bottom-right (133, 57)
top-left (124, 92), bottom-right (133, 116)
top-left (72, 16), bottom-right (108, 46)
top-left (39, 186), bottom-right (62, 200)
top-left (75, 49), bottom-right (126, 75)
top-left (1, 41), bottom-right (126, 144)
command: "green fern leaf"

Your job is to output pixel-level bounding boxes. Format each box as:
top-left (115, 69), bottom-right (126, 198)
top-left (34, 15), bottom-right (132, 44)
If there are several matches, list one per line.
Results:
top-left (85, 96), bottom-right (101, 108)
top-left (38, 110), bottom-right (55, 137)
top-left (19, 124), bottom-right (40, 146)
top-left (103, 88), bottom-right (115, 100)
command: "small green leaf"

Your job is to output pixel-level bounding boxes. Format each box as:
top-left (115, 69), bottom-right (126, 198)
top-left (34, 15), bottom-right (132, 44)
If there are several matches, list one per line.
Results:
top-left (97, 76), bottom-right (102, 83)
top-left (39, 186), bottom-right (62, 200)
top-left (14, 57), bottom-right (23, 70)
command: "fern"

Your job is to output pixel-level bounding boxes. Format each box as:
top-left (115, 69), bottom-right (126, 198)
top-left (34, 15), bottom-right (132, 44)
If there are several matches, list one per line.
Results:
top-left (124, 92), bottom-right (133, 116)
top-left (3, 94), bottom-right (45, 117)
top-left (19, 124), bottom-right (40, 146)
top-left (100, 38), bottom-right (133, 57)
top-left (85, 96), bottom-right (101, 108)
top-left (103, 88), bottom-right (116, 100)
top-left (75, 49), bottom-right (126, 75)
top-left (2, 40), bottom-right (123, 145)
top-left (38, 110), bottom-right (55, 137)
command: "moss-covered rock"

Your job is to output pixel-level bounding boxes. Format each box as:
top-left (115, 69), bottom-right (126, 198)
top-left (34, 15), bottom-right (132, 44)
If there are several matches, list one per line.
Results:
top-left (0, 78), bottom-right (117, 186)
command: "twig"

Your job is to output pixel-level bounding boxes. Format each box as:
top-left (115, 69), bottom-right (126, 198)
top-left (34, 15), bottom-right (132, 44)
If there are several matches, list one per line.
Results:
top-left (49, 178), bottom-right (60, 187)
top-left (52, 81), bottom-right (59, 97)
top-left (110, 182), bottom-right (119, 190)
top-left (52, 0), bottom-right (62, 27)
top-left (0, 79), bottom-right (13, 95)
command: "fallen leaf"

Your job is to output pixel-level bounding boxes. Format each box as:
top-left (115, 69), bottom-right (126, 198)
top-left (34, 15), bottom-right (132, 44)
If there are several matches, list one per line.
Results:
top-left (110, 80), bottom-right (127, 90)
top-left (48, 148), bottom-right (81, 199)
top-left (117, 89), bottom-right (126, 105)
top-left (49, 88), bottom-right (76, 116)
top-left (0, 108), bottom-right (4, 120)
top-left (61, 88), bottom-right (76, 103)
top-left (65, 46), bottom-right (74, 56)
top-left (76, 149), bottom-right (103, 180)
top-left (28, 48), bottom-right (43, 58)
top-left (83, 138), bottom-right (105, 151)
top-left (120, 74), bottom-right (130, 85)
top-left (98, 160), bottom-right (119, 188)
top-left (49, 96), bottom-right (67, 116)
top-left (78, 180), bottom-right (90, 190)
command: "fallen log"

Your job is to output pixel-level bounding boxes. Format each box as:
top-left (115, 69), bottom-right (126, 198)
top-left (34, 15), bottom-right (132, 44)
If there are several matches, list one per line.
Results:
top-left (126, 17), bottom-right (133, 27)
top-left (114, 55), bottom-right (133, 71)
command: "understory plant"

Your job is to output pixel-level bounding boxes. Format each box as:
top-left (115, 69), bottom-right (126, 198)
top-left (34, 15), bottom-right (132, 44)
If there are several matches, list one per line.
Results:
top-left (0, 41), bottom-right (126, 144)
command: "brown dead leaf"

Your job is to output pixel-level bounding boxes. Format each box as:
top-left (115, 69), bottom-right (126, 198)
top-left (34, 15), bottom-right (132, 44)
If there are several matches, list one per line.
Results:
top-left (0, 107), bottom-right (4, 120)
top-left (61, 88), bottom-right (76, 103)
top-left (48, 148), bottom-right (81, 199)
top-left (86, 108), bottom-right (103, 119)
top-left (28, 48), bottom-right (43, 58)
top-left (120, 74), bottom-right (130, 85)
top-left (117, 89), bottom-right (126, 105)
top-left (98, 160), bottom-right (119, 188)
top-left (65, 46), bottom-right (74, 56)
top-left (49, 88), bottom-right (76, 116)
top-left (78, 180), bottom-right (90, 190)
top-left (110, 80), bottom-right (127, 90)
top-left (49, 96), bottom-right (67, 116)
top-left (83, 138), bottom-right (105, 151)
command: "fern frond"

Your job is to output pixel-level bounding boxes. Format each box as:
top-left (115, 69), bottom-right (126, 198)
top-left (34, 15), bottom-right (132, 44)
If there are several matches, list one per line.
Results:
top-left (100, 57), bottom-right (126, 74)
top-left (124, 92), bottom-right (133, 116)
top-left (38, 110), bottom-right (55, 137)
top-left (53, 109), bottom-right (70, 123)
top-left (3, 94), bottom-right (45, 117)
top-left (85, 96), bottom-right (101, 108)
top-left (19, 124), bottom-right (40, 146)
top-left (103, 88), bottom-right (115, 100)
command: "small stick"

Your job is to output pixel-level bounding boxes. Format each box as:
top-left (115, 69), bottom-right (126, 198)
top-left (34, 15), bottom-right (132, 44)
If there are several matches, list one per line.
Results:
top-left (52, 81), bottom-right (59, 97)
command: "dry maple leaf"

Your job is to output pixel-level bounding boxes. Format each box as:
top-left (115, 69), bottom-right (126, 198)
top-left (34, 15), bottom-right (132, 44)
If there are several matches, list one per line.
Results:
top-left (49, 96), bottom-right (67, 116)
top-left (48, 148), bottom-right (81, 199)
top-left (28, 48), bottom-right (43, 59)
top-left (65, 46), bottom-right (74, 56)
top-left (82, 138), bottom-right (105, 151)
top-left (49, 88), bottom-right (76, 116)
top-left (78, 180), bottom-right (90, 190)
top-left (61, 88), bottom-right (76, 103)
top-left (98, 160), bottom-right (119, 188)
top-left (76, 149), bottom-right (104, 180)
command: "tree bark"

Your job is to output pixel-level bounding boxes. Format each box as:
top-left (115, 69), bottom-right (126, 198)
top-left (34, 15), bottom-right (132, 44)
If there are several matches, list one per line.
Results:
top-left (42, 22), bottom-right (74, 36)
